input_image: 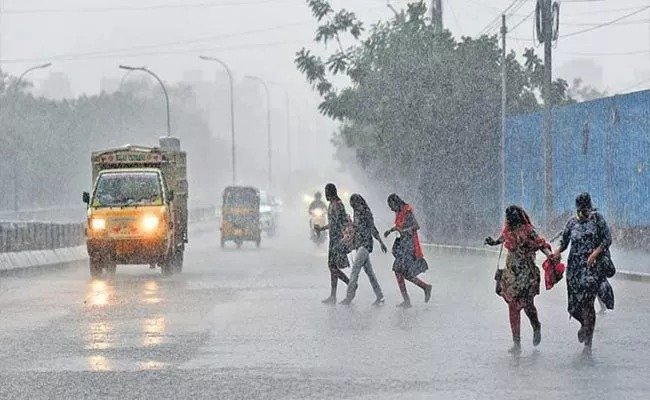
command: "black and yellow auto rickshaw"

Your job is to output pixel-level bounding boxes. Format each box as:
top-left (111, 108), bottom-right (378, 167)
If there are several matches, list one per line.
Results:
top-left (220, 186), bottom-right (261, 248)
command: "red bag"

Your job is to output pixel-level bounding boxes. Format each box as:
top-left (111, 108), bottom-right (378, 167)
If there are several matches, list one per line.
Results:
top-left (543, 259), bottom-right (565, 290)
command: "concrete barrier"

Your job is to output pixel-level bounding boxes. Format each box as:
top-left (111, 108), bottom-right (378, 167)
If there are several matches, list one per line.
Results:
top-left (422, 242), bottom-right (650, 283)
top-left (0, 207), bottom-right (218, 274)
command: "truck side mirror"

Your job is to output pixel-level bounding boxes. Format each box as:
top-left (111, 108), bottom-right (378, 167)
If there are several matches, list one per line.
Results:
top-left (167, 190), bottom-right (174, 202)
top-left (82, 192), bottom-right (90, 204)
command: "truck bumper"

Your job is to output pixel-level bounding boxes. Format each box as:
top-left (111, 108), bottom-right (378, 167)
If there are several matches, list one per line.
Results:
top-left (87, 237), bottom-right (170, 264)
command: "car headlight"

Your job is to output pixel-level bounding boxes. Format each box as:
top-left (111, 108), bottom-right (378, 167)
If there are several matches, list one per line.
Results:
top-left (90, 218), bottom-right (106, 231)
top-left (141, 215), bottom-right (160, 232)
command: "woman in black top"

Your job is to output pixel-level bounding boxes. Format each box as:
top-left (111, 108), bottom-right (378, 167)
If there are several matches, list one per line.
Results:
top-left (314, 183), bottom-right (351, 304)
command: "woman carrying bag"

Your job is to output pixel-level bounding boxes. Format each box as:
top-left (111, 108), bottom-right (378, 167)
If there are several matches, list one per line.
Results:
top-left (385, 193), bottom-right (432, 308)
top-left (485, 205), bottom-right (554, 354)
top-left (552, 192), bottom-right (615, 355)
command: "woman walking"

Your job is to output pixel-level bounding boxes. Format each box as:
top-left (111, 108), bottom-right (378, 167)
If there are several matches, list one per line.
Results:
top-left (384, 194), bottom-right (432, 308)
top-left (485, 205), bottom-right (553, 354)
top-left (340, 194), bottom-right (388, 306)
top-left (314, 183), bottom-right (350, 304)
top-left (553, 193), bottom-right (613, 355)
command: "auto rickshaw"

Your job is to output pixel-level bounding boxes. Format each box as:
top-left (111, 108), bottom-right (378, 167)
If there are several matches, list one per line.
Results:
top-left (220, 186), bottom-right (261, 248)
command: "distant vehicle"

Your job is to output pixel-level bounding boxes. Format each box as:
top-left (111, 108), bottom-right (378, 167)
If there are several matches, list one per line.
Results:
top-left (83, 138), bottom-right (188, 277)
top-left (309, 206), bottom-right (327, 246)
top-left (260, 190), bottom-right (280, 237)
top-left (221, 186), bottom-right (261, 248)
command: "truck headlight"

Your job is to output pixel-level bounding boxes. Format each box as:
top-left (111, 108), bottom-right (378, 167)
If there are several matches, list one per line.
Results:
top-left (142, 215), bottom-right (160, 232)
top-left (90, 218), bottom-right (106, 230)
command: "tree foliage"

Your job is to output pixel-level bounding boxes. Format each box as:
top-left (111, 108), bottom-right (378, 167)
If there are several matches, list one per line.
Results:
top-left (0, 71), bottom-right (223, 211)
top-left (296, 0), bottom-right (575, 242)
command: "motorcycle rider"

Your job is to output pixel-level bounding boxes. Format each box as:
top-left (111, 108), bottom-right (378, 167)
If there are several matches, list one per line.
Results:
top-left (309, 192), bottom-right (327, 213)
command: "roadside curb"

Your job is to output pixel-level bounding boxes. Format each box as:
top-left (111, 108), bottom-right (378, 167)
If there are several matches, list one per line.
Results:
top-left (422, 242), bottom-right (650, 283)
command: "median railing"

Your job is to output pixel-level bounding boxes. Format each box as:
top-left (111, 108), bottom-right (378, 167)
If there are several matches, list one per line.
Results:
top-left (0, 206), bottom-right (217, 253)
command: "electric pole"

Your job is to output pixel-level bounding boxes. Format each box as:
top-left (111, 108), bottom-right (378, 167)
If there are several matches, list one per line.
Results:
top-left (431, 0), bottom-right (443, 32)
top-left (540, 0), bottom-right (555, 228)
top-left (500, 14), bottom-right (507, 214)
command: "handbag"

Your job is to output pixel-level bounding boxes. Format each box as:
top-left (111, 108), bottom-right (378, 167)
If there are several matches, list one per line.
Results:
top-left (599, 254), bottom-right (616, 278)
top-left (598, 279), bottom-right (615, 310)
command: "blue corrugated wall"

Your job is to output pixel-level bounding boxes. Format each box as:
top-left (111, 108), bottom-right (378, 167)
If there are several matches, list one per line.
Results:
top-left (505, 89), bottom-right (649, 228)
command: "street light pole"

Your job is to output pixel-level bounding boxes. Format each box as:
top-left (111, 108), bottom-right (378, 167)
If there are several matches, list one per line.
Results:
top-left (199, 55), bottom-right (237, 184)
top-left (119, 65), bottom-right (171, 137)
top-left (268, 81), bottom-right (292, 185)
top-left (245, 75), bottom-right (272, 189)
top-left (11, 62), bottom-right (53, 212)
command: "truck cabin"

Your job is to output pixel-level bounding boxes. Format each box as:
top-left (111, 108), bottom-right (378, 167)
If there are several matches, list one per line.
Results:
top-left (91, 169), bottom-right (167, 208)
top-left (83, 147), bottom-right (175, 206)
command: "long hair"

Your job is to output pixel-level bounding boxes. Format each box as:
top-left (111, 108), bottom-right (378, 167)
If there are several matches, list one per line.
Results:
top-left (504, 205), bottom-right (532, 231)
top-left (387, 193), bottom-right (406, 211)
top-left (350, 193), bottom-right (370, 214)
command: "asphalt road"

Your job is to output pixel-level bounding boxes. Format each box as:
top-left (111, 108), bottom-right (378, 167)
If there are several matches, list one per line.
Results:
top-left (0, 220), bottom-right (648, 399)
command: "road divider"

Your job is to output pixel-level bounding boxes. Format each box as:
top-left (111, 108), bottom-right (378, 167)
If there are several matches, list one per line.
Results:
top-left (0, 207), bottom-right (218, 273)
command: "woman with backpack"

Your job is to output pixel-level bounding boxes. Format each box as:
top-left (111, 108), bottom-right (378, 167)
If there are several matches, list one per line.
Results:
top-left (552, 192), bottom-right (615, 355)
top-left (485, 205), bottom-right (554, 354)
top-left (339, 194), bottom-right (387, 306)
top-left (384, 193), bottom-right (432, 308)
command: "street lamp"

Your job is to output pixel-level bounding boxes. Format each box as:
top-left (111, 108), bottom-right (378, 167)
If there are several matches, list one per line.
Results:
top-left (118, 65), bottom-right (171, 137)
top-left (11, 62), bottom-right (53, 212)
top-left (199, 55), bottom-right (237, 184)
top-left (244, 75), bottom-right (272, 189)
top-left (268, 81), bottom-right (292, 184)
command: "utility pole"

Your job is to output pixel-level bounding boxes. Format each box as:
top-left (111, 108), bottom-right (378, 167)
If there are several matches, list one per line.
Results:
top-left (541, 0), bottom-right (554, 228)
top-left (431, 0), bottom-right (443, 32)
top-left (500, 14), bottom-right (507, 214)
top-left (199, 56), bottom-right (237, 184)
top-left (245, 75), bottom-right (272, 189)
top-left (119, 65), bottom-right (171, 137)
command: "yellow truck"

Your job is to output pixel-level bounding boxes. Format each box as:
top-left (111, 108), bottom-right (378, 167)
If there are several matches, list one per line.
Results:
top-left (82, 138), bottom-right (188, 277)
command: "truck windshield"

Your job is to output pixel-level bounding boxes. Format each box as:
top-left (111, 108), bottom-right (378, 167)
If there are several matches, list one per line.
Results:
top-left (93, 172), bottom-right (163, 207)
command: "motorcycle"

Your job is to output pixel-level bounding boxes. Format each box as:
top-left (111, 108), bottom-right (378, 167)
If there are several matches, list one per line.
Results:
top-left (309, 207), bottom-right (327, 246)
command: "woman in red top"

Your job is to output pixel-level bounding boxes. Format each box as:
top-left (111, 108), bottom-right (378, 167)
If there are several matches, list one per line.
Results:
top-left (485, 205), bottom-right (554, 354)
top-left (385, 194), bottom-right (432, 308)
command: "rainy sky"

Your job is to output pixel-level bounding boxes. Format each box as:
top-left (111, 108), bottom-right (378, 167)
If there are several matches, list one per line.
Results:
top-left (0, 0), bottom-right (648, 97)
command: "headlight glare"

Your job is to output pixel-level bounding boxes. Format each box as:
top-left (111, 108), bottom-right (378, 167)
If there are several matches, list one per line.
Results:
top-left (91, 218), bottom-right (106, 230)
top-left (142, 215), bottom-right (160, 232)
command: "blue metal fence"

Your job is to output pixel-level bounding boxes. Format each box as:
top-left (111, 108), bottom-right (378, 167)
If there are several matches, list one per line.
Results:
top-left (505, 89), bottom-right (649, 228)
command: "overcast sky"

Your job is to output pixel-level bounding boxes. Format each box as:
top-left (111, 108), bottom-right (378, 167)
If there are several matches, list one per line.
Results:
top-left (0, 0), bottom-right (648, 96)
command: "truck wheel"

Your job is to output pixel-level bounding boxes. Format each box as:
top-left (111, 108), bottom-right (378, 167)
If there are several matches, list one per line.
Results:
top-left (161, 262), bottom-right (174, 276)
top-left (89, 260), bottom-right (103, 278)
top-left (106, 264), bottom-right (117, 276)
top-left (172, 250), bottom-right (184, 273)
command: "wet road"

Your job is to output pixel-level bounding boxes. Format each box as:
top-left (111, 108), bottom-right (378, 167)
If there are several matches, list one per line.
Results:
top-left (1, 222), bottom-right (649, 399)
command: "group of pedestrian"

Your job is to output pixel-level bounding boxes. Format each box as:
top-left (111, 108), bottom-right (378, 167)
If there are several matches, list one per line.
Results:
top-left (314, 183), bottom-right (432, 308)
top-left (485, 192), bottom-right (615, 355)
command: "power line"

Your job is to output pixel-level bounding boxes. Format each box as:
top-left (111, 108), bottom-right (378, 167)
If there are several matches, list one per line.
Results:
top-left (558, 49), bottom-right (649, 57)
top-left (562, 18), bottom-right (649, 27)
top-left (3, 0), bottom-right (285, 14)
top-left (1, 39), bottom-right (305, 64)
top-left (562, 6), bottom-right (650, 17)
top-left (0, 21), bottom-right (314, 64)
top-left (479, 0), bottom-right (528, 36)
top-left (560, 6), bottom-right (650, 38)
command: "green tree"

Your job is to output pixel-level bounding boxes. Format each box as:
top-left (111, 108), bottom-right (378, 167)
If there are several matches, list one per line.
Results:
top-left (296, 0), bottom-right (573, 242)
